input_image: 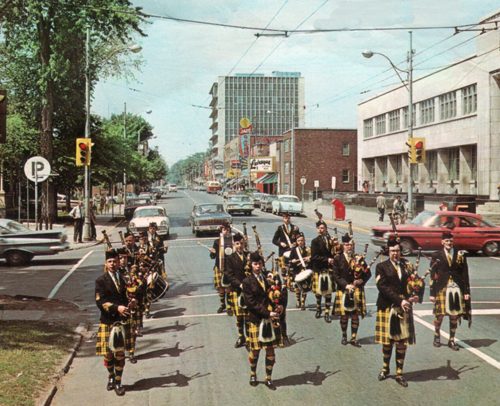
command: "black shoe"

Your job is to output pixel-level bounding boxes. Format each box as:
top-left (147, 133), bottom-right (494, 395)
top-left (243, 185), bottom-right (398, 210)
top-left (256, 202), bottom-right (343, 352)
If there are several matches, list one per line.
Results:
top-left (217, 305), bottom-right (226, 314)
top-left (114, 383), bottom-right (126, 396)
top-left (135, 329), bottom-right (143, 337)
top-left (129, 354), bottom-right (137, 364)
top-left (315, 310), bottom-right (322, 319)
top-left (282, 335), bottom-right (290, 347)
top-left (324, 314), bottom-right (332, 323)
top-left (249, 376), bottom-right (258, 387)
top-left (448, 340), bottom-right (459, 351)
top-left (265, 379), bottom-right (277, 391)
top-left (145, 311), bottom-right (151, 319)
top-left (235, 337), bottom-right (246, 348)
top-left (395, 375), bottom-right (408, 387)
top-left (301, 304), bottom-right (306, 311)
top-left (378, 370), bottom-right (389, 381)
top-left (433, 337), bottom-right (441, 348)
top-left (106, 377), bottom-right (115, 391)
top-left (227, 308), bottom-right (234, 316)
top-left (341, 336), bottom-right (348, 345)
top-left (350, 339), bottom-right (362, 348)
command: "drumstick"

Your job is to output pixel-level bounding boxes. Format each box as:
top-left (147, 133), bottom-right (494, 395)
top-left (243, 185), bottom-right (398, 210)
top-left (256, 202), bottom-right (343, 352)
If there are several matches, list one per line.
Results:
top-left (196, 241), bottom-right (212, 251)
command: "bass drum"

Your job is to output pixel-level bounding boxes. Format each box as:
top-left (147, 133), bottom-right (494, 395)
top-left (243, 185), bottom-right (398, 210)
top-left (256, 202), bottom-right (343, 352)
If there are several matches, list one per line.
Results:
top-left (148, 274), bottom-right (169, 302)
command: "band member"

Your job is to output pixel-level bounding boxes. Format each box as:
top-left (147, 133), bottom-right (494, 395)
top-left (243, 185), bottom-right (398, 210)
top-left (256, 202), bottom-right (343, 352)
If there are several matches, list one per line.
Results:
top-left (225, 233), bottom-right (248, 348)
top-left (288, 232), bottom-right (311, 310)
top-left (375, 239), bottom-right (419, 387)
top-left (272, 212), bottom-right (299, 273)
top-left (333, 234), bottom-right (371, 347)
top-left (242, 252), bottom-right (282, 390)
top-left (311, 221), bottom-right (335, 322)
top-left (429, 232), bottom-right (471, 350)
top-left (95, 250), bottom-right (131, 396)
top-left (147, 222), bottom-right (168, 277)
top-left (209, 221), bottom-right (233, 314)
top-left (119, 232), bottom-right (139, 268)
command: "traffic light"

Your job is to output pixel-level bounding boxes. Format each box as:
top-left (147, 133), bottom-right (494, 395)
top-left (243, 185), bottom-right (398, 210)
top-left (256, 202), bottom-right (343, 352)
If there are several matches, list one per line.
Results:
top-left (406, 138), bottom-right (416, 163)
top-left (76, 138), bottom-right (91, 166)
top-left (414, 137), bottom-right (426, 164)
top-left (0, 90), bottom-right (6, 144)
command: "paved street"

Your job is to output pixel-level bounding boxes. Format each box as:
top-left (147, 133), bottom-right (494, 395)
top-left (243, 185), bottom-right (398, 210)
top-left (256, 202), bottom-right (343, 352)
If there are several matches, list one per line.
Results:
top-left (2, 190), bottom-right (500, 405)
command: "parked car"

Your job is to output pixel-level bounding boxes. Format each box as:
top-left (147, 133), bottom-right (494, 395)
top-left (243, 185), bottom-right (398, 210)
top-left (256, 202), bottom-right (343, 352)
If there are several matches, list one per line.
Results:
top-left (57, 194), bottom-right (79, 210)
top-left (0, 219), bottom-right (69, 266)
top-left (124, 197), bottom-right (152, 220)
top-left (250, 192), bottom-right (267, 208)
top-left (168, 184), bottom-right (178, 192)
top-left (260, 195), bottom-right (277, 212)
top-left (128, 205), bottom-right (170, 238)
top-left (190, 203), bottom-right (232, 236)
top-left (371, 210), bottom-right (500, 256)
top-left (272, 195), bottom-right (303, 216)
top-left (224, 195), bottom-right (254, 216)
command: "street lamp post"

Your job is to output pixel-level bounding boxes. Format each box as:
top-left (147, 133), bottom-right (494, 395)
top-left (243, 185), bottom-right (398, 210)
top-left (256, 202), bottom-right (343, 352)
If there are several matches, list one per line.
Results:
top-left (362, 31), bottom-right (415, 218)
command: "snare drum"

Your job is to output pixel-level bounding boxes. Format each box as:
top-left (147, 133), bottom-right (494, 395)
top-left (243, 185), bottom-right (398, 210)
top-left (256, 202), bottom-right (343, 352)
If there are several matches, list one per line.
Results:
top-left (295, 269), bottom-right (313, 292)
top-left (147, 275), bottom-right (169, 302)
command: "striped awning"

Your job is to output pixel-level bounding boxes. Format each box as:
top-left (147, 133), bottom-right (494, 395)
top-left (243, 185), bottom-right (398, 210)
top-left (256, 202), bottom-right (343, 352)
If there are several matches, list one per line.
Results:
top-left (255, 173), bottom-right (277, 184)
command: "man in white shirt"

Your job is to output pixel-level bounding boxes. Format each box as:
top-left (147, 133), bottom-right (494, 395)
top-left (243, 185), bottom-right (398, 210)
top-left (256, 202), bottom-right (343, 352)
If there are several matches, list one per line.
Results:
top-left (69, 201), bottom-right (84, 243)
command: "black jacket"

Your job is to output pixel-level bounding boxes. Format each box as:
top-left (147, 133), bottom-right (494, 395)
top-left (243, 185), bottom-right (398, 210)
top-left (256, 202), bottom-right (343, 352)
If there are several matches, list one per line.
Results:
top-left (430, 249), bottom-right (470, 297)
top-left (333, 253), bottom-right (371, 291)
top-left (288, 246), bottom-right (311, 275)
top-left (225, 251), bottom-right (248, 293)
top-left (272, 224), bottom-right (299, 256)
top-left (209, 237), bottom-right (233, 269)
top-left (95, 271), bottom-right (128, 324)
top-left (375, 259), bottom-right (411, 310)
top-left (311, 234), bottom-right (333, 272)
top-left (242, 273), bottom-right (272, 324)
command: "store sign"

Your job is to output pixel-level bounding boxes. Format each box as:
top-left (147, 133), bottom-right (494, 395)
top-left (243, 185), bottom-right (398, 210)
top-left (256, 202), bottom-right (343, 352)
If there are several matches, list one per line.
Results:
top-left (250, 157), bottom-right (274, 173)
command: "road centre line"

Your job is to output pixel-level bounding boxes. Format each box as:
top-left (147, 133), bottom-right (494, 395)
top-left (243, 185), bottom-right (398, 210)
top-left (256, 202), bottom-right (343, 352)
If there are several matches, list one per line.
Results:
top-left (48, 250), bottom-right (94, 299)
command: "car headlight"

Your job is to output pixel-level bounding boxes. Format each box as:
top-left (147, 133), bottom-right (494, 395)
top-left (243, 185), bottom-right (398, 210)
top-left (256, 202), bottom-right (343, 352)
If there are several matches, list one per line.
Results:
top-left (160, 220), bottom-right (168, 226)
top-left (382, 232), bottom-right (391, 239)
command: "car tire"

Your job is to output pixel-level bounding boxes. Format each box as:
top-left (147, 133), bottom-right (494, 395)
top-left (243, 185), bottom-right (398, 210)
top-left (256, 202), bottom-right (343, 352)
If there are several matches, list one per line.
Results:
top-left (482, 241), bottom-right (499, 257)
top-left (5, 251), bottom-right (32, 267)
top-left (399, 239), bottom-right (415, 256)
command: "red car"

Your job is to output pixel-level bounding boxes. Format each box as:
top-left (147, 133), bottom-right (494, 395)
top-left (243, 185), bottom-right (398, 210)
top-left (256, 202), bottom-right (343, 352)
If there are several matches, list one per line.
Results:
top-left (371, 210), bottom-right (500, 256)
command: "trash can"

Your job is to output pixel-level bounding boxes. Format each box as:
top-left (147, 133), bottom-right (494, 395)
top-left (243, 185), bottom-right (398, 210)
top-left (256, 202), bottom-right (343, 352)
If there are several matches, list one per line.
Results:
top-left (331, 199), bottom-right (346, 221)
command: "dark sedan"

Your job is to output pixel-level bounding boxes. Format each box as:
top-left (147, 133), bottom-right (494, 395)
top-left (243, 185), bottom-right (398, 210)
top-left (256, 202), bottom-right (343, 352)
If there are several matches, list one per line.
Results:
top-left (190, 203), bottom-right (232, 236)
top-left (124, 197), bottom-right (152, 220)
top-left (371, 210), bottom-right (500, 256)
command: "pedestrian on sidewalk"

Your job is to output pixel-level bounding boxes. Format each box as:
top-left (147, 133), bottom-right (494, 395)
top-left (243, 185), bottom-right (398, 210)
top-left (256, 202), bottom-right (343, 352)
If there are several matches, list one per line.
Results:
top-left (90, 203), bottom-right (97, 240)
top-left (69, 201), bottom-right (84, 243)
top-left (376, 192), bottom-right (386, 222)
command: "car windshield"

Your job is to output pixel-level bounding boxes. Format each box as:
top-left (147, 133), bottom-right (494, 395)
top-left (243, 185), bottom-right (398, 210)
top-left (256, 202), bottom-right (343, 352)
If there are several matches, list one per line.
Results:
top-left (197, 204), bottom-right (224, 214)
top-left (229, 196), bottom-right (251, 202)
top-left (280, 196), bottom-right (299, 203)
top-left (411, 211), bottom-right (438, 226)
top-left (2, 221), bottom-right (30, 233)
top-left (134, 208), bottom-right (165, 218)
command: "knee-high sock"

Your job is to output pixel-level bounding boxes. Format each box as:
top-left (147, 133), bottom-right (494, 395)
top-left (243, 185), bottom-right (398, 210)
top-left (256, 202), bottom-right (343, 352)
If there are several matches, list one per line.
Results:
top-left (114, 351), bottom-right (126, 384)
top-left (434, 315), bottom-right (444, 337)
top-left (104, 353), bottom-right (115, 378)
top-left (325, 295), bottom-right (332, 312)
top-left (449, 316), bottom-right (458, 340)
top-left (295, 290), bottom-right (302, 305)
top-left (351, 314), bottom-right (360, 339)
top-left (249, 350), bottom-right (259, 377)
top-left (315, 295), bottom-right (322, 310)
top-left (265, 348), bottom-right (276, 380)
top-left (340, 316), bottom-right (348, 336)
top-left (302, 293), bottom-right (307, 306)
top-left (236, 316), bottom-right (245, 338)
top-left (218, 291), bottom-right (226, 307)
top-left (226, 292), bottom-right (233, 309)
top-left (395, 342), bottom-right (407, 376)
top-left (382, 343), bottom-right (393, 373)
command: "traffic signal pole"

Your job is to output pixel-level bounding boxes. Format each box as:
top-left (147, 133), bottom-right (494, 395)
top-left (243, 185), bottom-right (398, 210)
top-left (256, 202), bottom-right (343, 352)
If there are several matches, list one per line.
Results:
top-left (83, 28), bottom-right (91, 241)
top-left (407, 31), bottom-right (414, 220)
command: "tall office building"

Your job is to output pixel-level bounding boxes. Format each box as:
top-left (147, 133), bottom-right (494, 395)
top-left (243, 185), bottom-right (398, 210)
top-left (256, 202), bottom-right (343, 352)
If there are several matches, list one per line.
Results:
top-left (209, 72), bottom-right (305, 180)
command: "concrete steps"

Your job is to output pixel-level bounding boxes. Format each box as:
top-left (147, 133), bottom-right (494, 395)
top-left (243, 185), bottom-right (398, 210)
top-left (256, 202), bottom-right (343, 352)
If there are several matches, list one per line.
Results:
top-left (477, 202), bottom-right (500, 225)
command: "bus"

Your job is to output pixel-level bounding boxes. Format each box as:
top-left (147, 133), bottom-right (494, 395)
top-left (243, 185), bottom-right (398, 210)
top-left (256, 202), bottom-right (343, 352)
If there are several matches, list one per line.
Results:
top-left (206, 181), bottom-right (222, 194)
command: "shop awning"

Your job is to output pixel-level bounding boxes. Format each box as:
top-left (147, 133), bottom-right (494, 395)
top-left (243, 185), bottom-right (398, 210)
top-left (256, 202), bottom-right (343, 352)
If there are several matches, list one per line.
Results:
top-left (255, 173), bottom-right (277, 184)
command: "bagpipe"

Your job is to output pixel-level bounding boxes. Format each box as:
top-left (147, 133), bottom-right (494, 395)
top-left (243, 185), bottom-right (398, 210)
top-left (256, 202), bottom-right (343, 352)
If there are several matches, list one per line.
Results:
top-left (314, 208), bottom-right (342, 255)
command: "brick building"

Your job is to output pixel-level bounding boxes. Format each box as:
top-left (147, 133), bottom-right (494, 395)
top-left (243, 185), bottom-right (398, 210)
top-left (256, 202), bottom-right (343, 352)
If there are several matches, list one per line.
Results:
top-left (275, 128), bottom-right (357, 198)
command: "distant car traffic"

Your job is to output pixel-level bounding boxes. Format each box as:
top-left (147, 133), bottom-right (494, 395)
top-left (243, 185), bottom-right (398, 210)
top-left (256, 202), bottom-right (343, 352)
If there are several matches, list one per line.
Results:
top-left (272, 195), bottom-right (303, 216)
top-left (371, 210), bottom-right (500, 256)
top-left (128, 205), bottom-right (170, 238)
top-left (190, 203), bottom-right (232, 236)
top-left (124, 197), bottom-right (152, 220)
top-left (250, 192), bottom-right (267, 208)
top-left (224, 195), bottom-right (254, 216)
top-left (168, 184), bottom-right (178, 192)
top-left (0, 219), bottom-right (69, 266)
top-left (260, 195), bottom-right (277, 212)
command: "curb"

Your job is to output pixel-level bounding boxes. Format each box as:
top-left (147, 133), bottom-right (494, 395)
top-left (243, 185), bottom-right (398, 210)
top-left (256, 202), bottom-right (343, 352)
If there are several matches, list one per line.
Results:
top-left (39, 323), bottom-right (88, 406)
top-left (303, 209), bottom-right (371, 235)
top-left (67, 218), bottom-right (125, 251)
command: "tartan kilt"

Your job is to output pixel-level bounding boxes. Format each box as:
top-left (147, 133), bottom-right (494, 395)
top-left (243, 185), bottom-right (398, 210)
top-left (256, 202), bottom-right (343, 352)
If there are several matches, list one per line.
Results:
top-left (228, 291), bottom-right (248, 317)
top-left (96, 319), bottom-right (133, 356)
top-left (333, 288), bottom-right (367, 317)
top-left (433, 287), bottom-right (447, 316)
top-left (247, 321), bottom-right (281, 351)
top-left (375, 308), bottom-right (415, 345)
top-left (312, 270), bottom-right (333, 296)
top-left (213, 265), bottom-right (223, 289)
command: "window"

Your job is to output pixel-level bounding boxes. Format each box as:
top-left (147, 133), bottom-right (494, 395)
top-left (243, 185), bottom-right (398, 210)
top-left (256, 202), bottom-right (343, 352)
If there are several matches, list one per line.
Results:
top-left (394, 155), bottom-right (402, 178)
top-left (470, 144), bottom-right (477, 180)
top-left (402, 105), bottom-right (416, 128)
top-left (375, 114), bottom-right (386, 135)
top-left (284, 139), bottom-right (290, 152)
top-left (420, 98), bottom-right (435, 125)
top-left (363, 118), bottom-right (373, 138)
top-left (284, 162), bottom-right (290, 175)
top-left (388, 110), bottom-right (400, 132)
top-left (439, 91), bottom-right (456, 120)
top-left (342, 169), bottom-right (350, 183)
top-left (462, 84), bottom-right (477, 115)
top-left (342, 143), bottom-right (350, 156)
top-left (426, 150), bottom-right (437, 180)
top-left (283, 183), bottom-right (289, 194)
top-left (447, 148), bottom-right (459, 180)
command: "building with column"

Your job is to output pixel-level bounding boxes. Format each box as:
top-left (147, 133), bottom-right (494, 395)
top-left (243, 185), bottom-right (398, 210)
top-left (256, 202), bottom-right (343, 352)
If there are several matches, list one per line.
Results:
top-left (209, 72), bottom-right (305, 181)
top-left (358, 10), bottom-right (500, 201)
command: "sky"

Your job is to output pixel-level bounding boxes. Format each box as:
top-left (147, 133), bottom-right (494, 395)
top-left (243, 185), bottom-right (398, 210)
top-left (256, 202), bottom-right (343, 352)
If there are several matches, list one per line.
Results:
top-left (93, 0), bottom-right (500, 167)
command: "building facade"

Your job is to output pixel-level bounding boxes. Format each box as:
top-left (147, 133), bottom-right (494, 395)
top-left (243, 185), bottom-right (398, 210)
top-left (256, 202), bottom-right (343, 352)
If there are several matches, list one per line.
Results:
top-left (358, 11), bottom-right (500, 200)
top-left (209, 72), bottom-right (305, 180)
top-left (276, 128), bottom-right (358, 198)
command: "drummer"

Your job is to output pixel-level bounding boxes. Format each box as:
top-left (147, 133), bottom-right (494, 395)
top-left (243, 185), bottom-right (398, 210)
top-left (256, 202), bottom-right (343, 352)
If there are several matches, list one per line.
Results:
top-left (288, 232), bottom-right (311, 310)
top-left (272, 212), bottom-right (300, 276)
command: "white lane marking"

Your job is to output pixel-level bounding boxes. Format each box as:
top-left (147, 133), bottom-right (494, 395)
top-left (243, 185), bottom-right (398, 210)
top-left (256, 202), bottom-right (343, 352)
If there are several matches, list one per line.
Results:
top-left (177, 293), bottom-right (218, 299)
top-left (414, 309), bottom-right (500, 316)
top-left (413, 314), bottom-right (500, 371)
top-left (48, 250), bottom-right (94, 299)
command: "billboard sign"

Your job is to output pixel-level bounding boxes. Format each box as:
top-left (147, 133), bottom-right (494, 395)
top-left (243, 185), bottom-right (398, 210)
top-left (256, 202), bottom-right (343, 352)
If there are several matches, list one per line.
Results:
top-left (250, 157), bottom-right (275, 173)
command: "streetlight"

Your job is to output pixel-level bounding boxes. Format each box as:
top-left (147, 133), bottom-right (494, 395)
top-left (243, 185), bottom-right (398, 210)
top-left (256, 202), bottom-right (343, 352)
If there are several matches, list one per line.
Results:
top-left (362, 31), bottom-right (415, 219)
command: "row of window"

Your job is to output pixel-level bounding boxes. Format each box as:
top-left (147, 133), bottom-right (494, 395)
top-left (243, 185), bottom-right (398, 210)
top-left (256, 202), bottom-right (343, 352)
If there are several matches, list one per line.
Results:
top-left (363, 84), bottom-right (477, 138)
top-left (282, 169), bottom-right (351, 183)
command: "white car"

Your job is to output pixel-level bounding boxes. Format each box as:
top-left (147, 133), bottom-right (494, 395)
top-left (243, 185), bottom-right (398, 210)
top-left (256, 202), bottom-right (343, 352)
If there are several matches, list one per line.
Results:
top-left (128, 205), bottom-right (170, 238)
top-left (168, 184), bottom-right (177, 192)
top-left (272, 195), bottom-right (303, 216)
top-left (224, 195), bottom-right (254, 216)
